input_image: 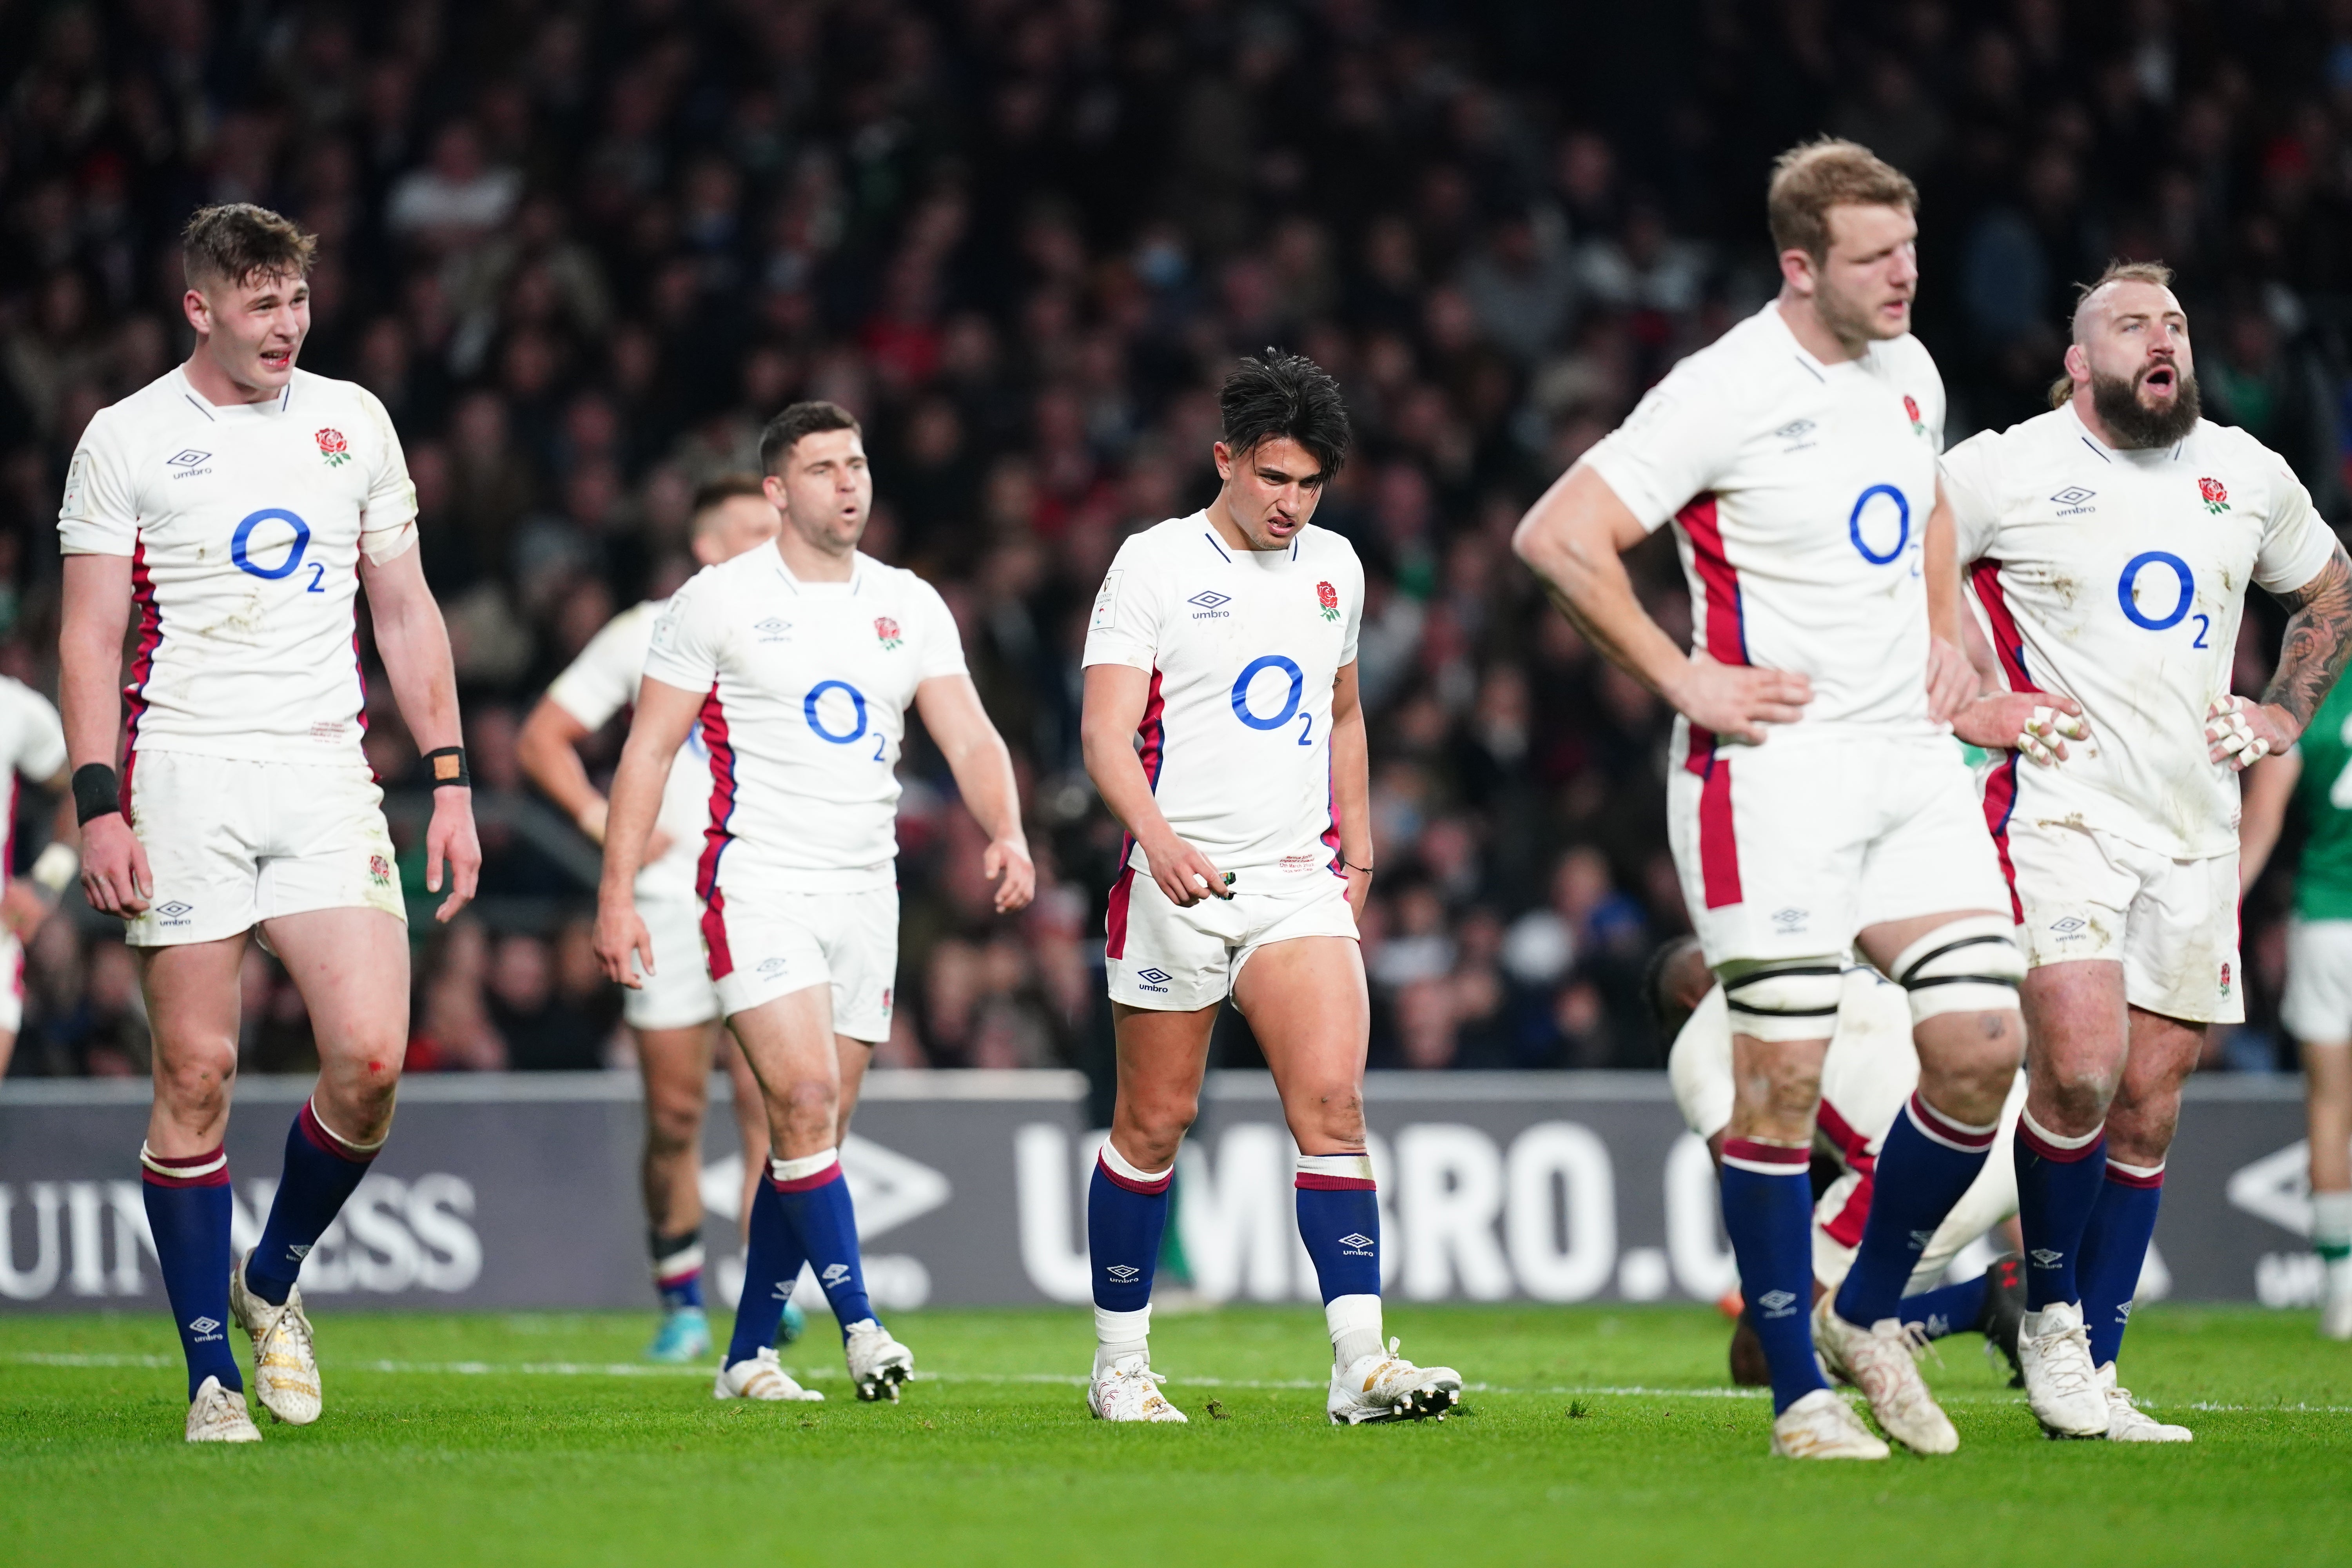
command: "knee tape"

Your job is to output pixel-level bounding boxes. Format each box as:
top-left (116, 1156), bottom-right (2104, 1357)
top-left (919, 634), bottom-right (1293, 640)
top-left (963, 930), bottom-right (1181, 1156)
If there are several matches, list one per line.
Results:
top-left (1717, 958), bottom-right (1844, 1042)
top-left (1890, 915), bottom-right (2024, 1024)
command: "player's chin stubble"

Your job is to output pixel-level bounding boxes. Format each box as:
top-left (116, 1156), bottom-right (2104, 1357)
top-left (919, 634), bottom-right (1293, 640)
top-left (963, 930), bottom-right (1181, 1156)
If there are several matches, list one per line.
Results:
top-left (2091, 366), bottom-right (2201, 448)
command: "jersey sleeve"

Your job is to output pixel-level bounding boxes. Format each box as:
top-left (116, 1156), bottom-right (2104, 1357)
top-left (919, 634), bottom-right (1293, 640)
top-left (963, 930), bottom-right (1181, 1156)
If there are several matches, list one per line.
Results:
top-left (1938, 432), bottom-right (2004, 564)
top-left (1578, 356), bottom-right (1744, 533)
top-left (355, 387), bottom-right (420, 565)
top-left (909, 577), bottom-right (970, 682)
top-left (12, 688), bottom-right (65, 782)
top-left (2252, 459), bottom-right (2339, 595)
top-left (642, 572), bottom-right (726, 693)
top-left (544, 610), bottom-right (647, 731)
top-left (56, 412), bottom-right (139, 557)
top-left (1080, 537), bottom-right (1166, 670)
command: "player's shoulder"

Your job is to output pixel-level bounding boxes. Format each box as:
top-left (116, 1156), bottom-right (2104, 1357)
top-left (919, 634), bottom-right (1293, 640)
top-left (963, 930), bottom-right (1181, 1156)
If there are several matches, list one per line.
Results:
top-left (2187, 417), bottom-right (2290, 476)
top-left (1112, 513), bottom-right (1209, 563)
top-left (79, 368), bottom-right (192, 450)
top-left (1866, 329), bottom-right (1942, 386)
top-left (0, 672), bottom-right (58, 724)
top-left (1293, 523), bottom-right (1362, 573)
top-left (854, 551), bottom-right (946, 601)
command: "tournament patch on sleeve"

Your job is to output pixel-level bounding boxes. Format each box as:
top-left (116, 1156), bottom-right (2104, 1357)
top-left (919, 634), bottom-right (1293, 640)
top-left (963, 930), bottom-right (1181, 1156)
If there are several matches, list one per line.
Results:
top-left (58, 450), bottom-right (90, 521)
top-left (1090, 568), bottom-right (1123, 632)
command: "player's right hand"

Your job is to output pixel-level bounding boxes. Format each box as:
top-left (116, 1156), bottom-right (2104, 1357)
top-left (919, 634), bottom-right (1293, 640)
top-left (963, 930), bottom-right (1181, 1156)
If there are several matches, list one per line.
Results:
top-left (1668, 651), bottom-right (1812, 745)
top-left (1952, 690), bottom-right (2088, 765)
top-left (0, 879), bottom-right (51, 940)
top-left (1143, 834), bottom-right (1230, 908)
top-left (593, 897), bottom-right (654, 989)
top-left (79, 814), bottom-right (151, 918)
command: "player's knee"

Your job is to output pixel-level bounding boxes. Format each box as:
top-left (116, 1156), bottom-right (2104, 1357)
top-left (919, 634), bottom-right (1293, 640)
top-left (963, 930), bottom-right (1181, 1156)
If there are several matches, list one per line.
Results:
top-left (1717, 957), bottom-right (1843, 1042)
top-left (644, 1096), bottom-right (701, 1156)
top-left (1889, 915), bottom-right (2025, 1031)
top-left (776, 1078), bottom-right (840, 1127)
top-left (1288, 1082), bottom-right (1365, 1149)
top-left (1118, 1097), bottom-right (1198, 1169)
top-left (153, 1051), bottom-right (235, 1122)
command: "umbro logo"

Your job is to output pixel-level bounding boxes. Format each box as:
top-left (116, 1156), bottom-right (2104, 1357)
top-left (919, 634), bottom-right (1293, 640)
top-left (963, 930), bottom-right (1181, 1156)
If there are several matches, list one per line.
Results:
top-left (1187, 591), bottom-right (1230, 610)
top-left (2051, 486), bottom-right (2096, 506)
top-left (1337, 1234), bottom-right (1373, 1249)
top-left (1771, 907), bottom-right (1808, 932)
top-left (754, 617), bottom-right (791, 640)
top-left (821, 1263), bottom-right (851, 1287)
top-left (758, 957), bottom-right (789, 976)
top-left (771, 1280), bottom-right (795, 1301)
top-left (187, 1315), bottom-right (223, 1341)
top-left (288, 1244), bottom-right (312, 1260)
top-left (2051, 916), bottom-right (2087, 935)
top-left (1772, 419), bottom-right (1815, 441)
top-left (1909, 1229), bottom-right (1935, 1247)
top-left (1756, 1289), bottom-right (1799, 1317)
top-left (165, 449), bottom-right (212, 470)
top-left (156, 900), bottom-right (193, 923)
top-left (1105, 1264), bottom-right (1141, 1281)
top-left (2029, 1248), bottom-right (2064, 1267)
top-left (1136, 968), bottom-right (1172, 984)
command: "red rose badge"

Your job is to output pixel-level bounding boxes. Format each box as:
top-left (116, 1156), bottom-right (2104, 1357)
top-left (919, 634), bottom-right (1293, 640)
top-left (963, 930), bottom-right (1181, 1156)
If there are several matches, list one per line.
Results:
top-left (1316, 580), bottom-right (1339, 621)
top-left (316, 427), bottom-right (351, 467)
top-left (2198, 476), bottom-right (2229, 514)
top-left (875, 616), bottom-right (903, 650)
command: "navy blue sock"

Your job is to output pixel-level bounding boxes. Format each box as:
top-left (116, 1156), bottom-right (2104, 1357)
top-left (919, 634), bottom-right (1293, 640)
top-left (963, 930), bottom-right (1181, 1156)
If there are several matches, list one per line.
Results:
top-left (1720, 1139), bottom-right (1827, 1414)
top-left (770, 1151), bottom-right (875, 1338)
top-left (141, 1145), bottom-right (241, 1399)
top-left (1833, 1093), bottom-right (1994, 1327)
top-left (1294, 1154), bottom-right (1381, 1302)
top-left (1089, 1144), bottom-right (1172, 1315)
top-left (1896, 1276), bottom-right (1988, 1341)
top-left (652, 1229), bottom-right (705, 1311)
top-left (2014, 1110), bottom-right (2108, 1311)
top-left (2078, 1160), bottom-right (2164, 1367)
top-left (725, 1177), bottom-right (805, 1367)
top-left (246, 1100), bottom-right (377, 1306)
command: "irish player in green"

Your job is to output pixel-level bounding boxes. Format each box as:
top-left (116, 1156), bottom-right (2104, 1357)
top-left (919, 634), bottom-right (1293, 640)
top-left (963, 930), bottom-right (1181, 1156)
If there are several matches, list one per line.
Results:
top-left (2243, 674), bottom-right (2352, 1338)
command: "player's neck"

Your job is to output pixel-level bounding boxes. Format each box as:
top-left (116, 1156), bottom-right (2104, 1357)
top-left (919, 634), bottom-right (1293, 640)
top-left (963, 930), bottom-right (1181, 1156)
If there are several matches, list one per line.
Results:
top-left (772, 528), bottom-right (855, 583)
top-left (180, 344), bottom-right (284, 407)
top-left (1205, 494), bottom-right (1283, 553)
top-left (1773, 292), bottom-right (1869, 366)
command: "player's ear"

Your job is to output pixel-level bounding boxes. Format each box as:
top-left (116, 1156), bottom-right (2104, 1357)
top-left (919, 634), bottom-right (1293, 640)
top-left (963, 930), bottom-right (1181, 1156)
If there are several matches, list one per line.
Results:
top-left (1777, 246), bottom-right (1817, 296)
top-left (1211, 440), bottom-right (1232, 482)
top-left (182, 286), bottom-right (211, 338)
top-left (2062, 341), bottom-right (2089, 386)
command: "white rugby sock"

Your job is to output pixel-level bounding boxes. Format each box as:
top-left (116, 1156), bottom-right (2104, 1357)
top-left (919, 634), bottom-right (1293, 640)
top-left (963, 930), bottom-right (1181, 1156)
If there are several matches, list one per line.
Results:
top-left (1094, 1302), bottom-right (1151, 1377)
top-left (1327, 1293), bottom-right (1383, 1370)
top-left (2316, 1190), bottom-right (2352, 1291)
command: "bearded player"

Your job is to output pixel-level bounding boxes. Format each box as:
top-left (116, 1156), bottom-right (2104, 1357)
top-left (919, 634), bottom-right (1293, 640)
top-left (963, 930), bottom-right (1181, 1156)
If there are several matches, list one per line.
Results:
top-left (1514, 141), bottom-right (2026, 1460)
top-left (517, 474), bottom-right (784, 1362)
top-left (1079, 350), bottom-right (1461, 1426)
top-left (594, 400), bottom-right (1034, 1405)
top-left (1943, 261), bottom-right (2352, 1439)
top-left (58, 204), bottom-right (479, 1442)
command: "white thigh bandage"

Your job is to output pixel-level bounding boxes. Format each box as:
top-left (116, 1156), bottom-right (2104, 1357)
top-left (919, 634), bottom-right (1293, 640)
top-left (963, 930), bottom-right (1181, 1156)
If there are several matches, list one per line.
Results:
top-left (1717, 958), bottom-right (1845, 1042)
top-left (1890, 915), bottom-right (2024, 1024)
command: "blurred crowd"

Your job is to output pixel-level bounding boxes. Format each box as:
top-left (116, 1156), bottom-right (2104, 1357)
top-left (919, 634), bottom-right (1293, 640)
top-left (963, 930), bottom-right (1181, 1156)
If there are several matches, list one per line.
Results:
top-left (3, 0), bottom-right (2350, 1080)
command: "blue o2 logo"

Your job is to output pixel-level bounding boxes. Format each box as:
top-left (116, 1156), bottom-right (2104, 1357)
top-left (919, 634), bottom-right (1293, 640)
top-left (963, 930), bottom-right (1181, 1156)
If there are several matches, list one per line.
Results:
top-left (804, 679), bottom-right (869, 743)
top-left (230, 508), bottom-right (311, 580)
top-left (1230, 655), bottom-right (1305, 730)
top-left (2118, 551), bottom-right (2195, 630)
top-left (1848, 485), bottom-right (1910, 565)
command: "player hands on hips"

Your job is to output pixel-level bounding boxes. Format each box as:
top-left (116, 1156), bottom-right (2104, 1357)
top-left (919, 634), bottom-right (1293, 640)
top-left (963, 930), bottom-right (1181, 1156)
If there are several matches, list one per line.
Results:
top-left (1077, 350), bottom-right (1461, 1427)
top-left (1514, 142), bottom-right (2026, 1459)
top-left (56, 204), bottom-right (482, 1442)
top-left (593, 401), bottom-right (1036, 1407)
top-left (1941, 262), bottom-right (2352, 1441)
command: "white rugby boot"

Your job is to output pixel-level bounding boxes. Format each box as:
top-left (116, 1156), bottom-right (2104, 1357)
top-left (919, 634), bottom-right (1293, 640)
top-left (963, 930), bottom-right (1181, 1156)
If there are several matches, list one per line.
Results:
top-left (1087, 1354), bottom-right (1188, 1423)
top-left (1327, 1338), bottom-right (1462, 1425)
top-left (229, 1252), bottom-right (321, 1426)
top-left (2098, 1363), bottom-right (2192, 1443)
top-left (2017, 1300), bottom-right (2107, 1438)
top-left (713, 1346), bottom-right (823, 1402)
top-left (843, 1319), bottom-right (915, 1403)
top-left (185, 1375), bottom-right (262, 1443)
top-left (1809, 1297), bottom-right (1957, 1454)
top-left (1769, 1388), bottom-right (1889, 1460)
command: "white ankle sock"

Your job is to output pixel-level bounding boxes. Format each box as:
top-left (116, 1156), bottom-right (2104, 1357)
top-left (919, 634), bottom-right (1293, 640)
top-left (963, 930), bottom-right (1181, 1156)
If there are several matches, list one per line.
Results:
top-left (1094, 1303), bottom-right (1151, 1376)
top-left (1326, 1293), bottom-right (1383, 1369)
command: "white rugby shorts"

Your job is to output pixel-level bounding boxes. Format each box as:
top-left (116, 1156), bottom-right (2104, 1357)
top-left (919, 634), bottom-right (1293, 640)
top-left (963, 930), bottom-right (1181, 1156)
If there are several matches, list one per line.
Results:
top-left (123, 752), bottom-right (405, 947)
top-left (704, 884), bottom-right (897, 1042)
top-left (2000, 813), bottom-right (2241, 1024)
top-left (1105, 862), bottom-right (1358, 1011)
top-left (1667, 731), bottom-right (2009, 965)
top-left (623, 890), bottom-right (723, 1032)
top-left (2281, 918), bottom-right (2352, 1045)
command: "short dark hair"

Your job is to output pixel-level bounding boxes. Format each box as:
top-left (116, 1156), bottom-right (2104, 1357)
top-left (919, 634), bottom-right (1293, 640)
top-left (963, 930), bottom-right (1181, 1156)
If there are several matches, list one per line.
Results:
top-left (1766, 139), bottom-right (1918, 263)
top-left (1219, 350), bottom-right (1350, 480)
top-left (182, 203), bottom-right (318, 290)
top-left (690, 473), bottom-right (770, 532)
top-left (758, 401), bottom-right (862, 474)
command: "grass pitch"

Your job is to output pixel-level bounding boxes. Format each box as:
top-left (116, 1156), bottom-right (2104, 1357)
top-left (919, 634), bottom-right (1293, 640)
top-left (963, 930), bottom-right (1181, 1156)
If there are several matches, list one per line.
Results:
top-left (4, 1302), bottom-right (2348, 1566)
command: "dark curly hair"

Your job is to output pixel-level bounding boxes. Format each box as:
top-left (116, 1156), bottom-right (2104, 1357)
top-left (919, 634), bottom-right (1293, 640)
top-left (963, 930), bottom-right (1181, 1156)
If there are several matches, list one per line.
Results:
top-left (1218, 349), bottom-right (1352, 481)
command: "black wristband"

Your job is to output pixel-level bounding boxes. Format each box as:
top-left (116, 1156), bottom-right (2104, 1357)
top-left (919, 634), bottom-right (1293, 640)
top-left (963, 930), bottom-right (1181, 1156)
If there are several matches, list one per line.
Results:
top-left (423, 746), bottom-right (471, 788)
top-left (72, 763), bottom-right (121, 825)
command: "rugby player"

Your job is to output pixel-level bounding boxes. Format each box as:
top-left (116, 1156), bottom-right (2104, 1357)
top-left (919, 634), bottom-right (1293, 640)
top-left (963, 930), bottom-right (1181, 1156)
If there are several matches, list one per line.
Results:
top-left (0, 675), bottom-right (80, 1080)
top-left (1943, 260), bottom-right (2352, 1439)
top-left (1651, 937), bottom-right (2027, 1386)
top-left (2241, 697), bottom-right (2352, 1340)
top-left (593, 400), bottom-right (1034, 1405)
top-left (517, 474), bottom-right (784, 1362)
top-left (58, 204), bottom-right (480, 1442)
top-left (1514, 140), bottom-right (2027, 1459)
top-left (1078, 350), bottom-right (1462, 1426)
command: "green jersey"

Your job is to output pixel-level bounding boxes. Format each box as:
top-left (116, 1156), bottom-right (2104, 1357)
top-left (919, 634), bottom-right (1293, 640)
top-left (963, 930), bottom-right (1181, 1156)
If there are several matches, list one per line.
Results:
top-left (2289, 675), bottom-right (2352, 920)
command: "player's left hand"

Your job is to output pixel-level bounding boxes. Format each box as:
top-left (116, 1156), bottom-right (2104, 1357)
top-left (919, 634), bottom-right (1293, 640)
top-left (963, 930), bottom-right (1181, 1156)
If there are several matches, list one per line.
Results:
top-left (1924, 636), bottom-right (1976, 724)
top-left (984, 837), bottom-right (1036, 914)
top-left (1343, 863), bottom-right (1374, 923)
top-left (2207, 695), bottom-right (2297, 772)
top-left (425, 787), bottom-right (482, 921)
top-left (0, 879), bottom-right (52, 941)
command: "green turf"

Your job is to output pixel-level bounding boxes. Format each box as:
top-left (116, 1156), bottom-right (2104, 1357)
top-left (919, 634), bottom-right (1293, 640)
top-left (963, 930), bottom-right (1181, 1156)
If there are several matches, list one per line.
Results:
top-left (4, 1302), bottom-right (2348, 1566)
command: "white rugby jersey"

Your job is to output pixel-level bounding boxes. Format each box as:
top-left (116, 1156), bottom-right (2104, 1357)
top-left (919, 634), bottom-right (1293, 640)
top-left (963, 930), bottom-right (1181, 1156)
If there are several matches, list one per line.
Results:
top-left (0, 678), bottom-right (68, 880)
top-left (1583, 302), bottom-right (1946, 763)
top-left (544, 600), bottom-right (709, 903)
top-left (642, 545), bottom-right (966, 901)
top-left (1947, 406), bottom-right (2336, 860)
top-left (1080, 514), bottom-right (1363, 880)
top-left (56, 367), bottom-right (417, 766)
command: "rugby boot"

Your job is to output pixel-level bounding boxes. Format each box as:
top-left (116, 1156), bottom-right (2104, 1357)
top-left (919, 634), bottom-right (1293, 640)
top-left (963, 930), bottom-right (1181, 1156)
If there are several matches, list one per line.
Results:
top-left (185, 1375), bottom-right (262, 1443)
top-left (2017, 1300), bottom-right (2107, 1438)
top-left (713, 1346), bottom-right (823, 1402)
top-left (1327, 1338), bottom-right (1462, 1425)
top-left (1811, 1297), bottom-right (1957, 1454)
top-left (1769, 1388), bottom-right (1889, 1459)
top-left (2098, 1363), bottom-right (2191, 1443)
top-left (843, 1318), bottom-right (915, 1403)
top-left (230, 1251), bottom-right (321, 1425)
top-left (1977, 1251), bottom-right (2026, 1387)
top-left (646, 1305), bottom-right (711, 1363)
top-left (1088, 1354), bottom-right (1188, 1423)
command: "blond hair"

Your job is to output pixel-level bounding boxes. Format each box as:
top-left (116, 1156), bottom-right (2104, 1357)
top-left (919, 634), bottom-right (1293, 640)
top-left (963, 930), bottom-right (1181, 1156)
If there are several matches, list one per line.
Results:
top-left (1766, 139), bottom-right (1919, 262)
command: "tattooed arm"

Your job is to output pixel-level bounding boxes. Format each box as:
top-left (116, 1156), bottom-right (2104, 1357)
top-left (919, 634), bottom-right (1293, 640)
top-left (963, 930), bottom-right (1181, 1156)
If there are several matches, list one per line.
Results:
top-left (2210, 536), bottom-right (2352, 771)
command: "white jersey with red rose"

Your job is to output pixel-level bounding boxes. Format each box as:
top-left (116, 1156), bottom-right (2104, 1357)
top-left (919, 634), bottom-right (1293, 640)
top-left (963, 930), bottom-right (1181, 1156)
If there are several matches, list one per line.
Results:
top-left (55, 366), bottom-right (418, 768)
top-left (1080, 513), bottom-right (1365, 883)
